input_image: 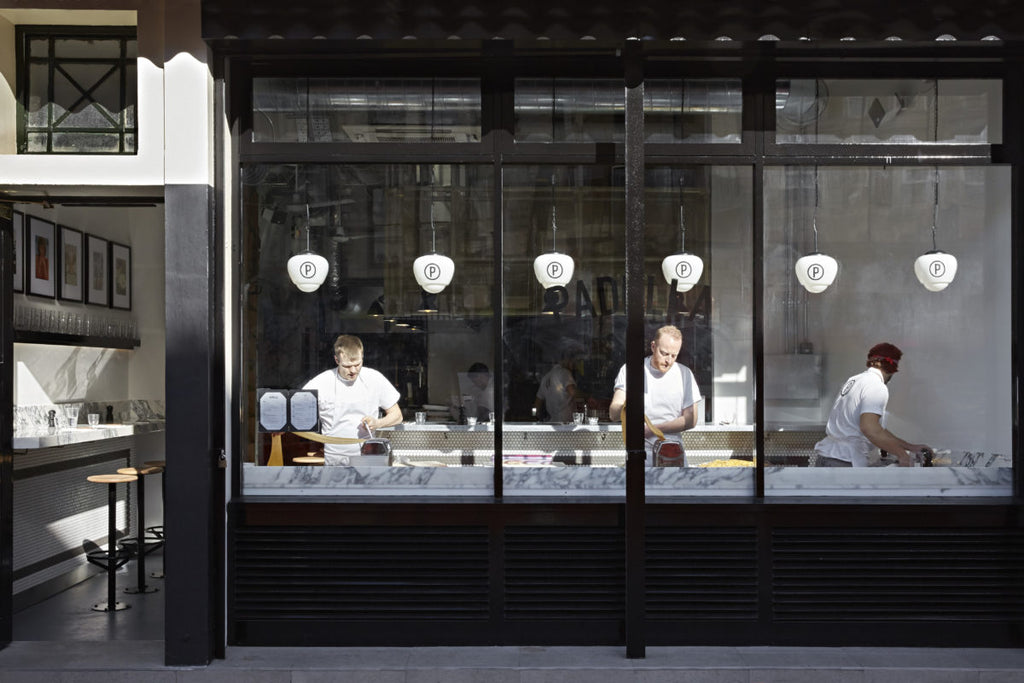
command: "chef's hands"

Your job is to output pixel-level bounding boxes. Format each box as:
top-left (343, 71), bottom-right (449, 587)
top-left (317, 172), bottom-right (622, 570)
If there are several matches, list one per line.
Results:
top-left (890, 443), bottom-right (933, 467)
top-left (358, 416), bottom-right (376, 437)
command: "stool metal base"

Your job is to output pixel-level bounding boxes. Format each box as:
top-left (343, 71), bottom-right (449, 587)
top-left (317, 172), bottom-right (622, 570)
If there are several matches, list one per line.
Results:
top-left (92, 600), bottom-right (131, 612)
top-left (124, 583), bottom-right (159, 594)
top-left (150, 570), bottom-right (165, 579)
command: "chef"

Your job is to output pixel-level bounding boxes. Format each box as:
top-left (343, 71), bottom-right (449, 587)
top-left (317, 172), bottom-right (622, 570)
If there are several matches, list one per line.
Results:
top-left (813, 342), bottom-right (931, 467)
top-left (302, 334), bottom-right (402, 465)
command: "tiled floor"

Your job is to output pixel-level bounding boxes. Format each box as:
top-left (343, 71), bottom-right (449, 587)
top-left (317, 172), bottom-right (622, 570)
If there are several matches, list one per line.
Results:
top-left (4, 554), bottom-right (1024, 681)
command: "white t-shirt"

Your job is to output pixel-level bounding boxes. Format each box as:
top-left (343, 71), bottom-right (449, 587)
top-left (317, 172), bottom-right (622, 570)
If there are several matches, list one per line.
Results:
top-left (613, 358), bottom-right (702, 461)
top-left (302, 366), bottom-right (401, 463)
top-left (814, 367), bottom-right (889, 467)
top-left (536, 364), bottom-right (576, 423)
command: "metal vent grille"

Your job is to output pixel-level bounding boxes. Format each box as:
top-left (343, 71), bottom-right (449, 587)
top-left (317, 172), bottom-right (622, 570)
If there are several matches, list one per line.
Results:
top-left (773, 528), bottom-right (1024, 621)
top-left (233, 526), bottom-right (489, 620)
top-left (504, 526), bottom-right (625, 619)
top-left (646, 527), bottom-right (759, 620)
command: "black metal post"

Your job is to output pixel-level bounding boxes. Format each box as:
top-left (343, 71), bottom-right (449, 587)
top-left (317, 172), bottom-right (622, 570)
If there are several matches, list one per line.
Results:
top-left (623, 39), bottom-right (646, 660)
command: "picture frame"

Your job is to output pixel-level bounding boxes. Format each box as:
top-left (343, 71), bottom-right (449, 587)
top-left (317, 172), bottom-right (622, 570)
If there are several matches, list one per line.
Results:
top-left (109, 241), bottom-right (131, 310)
top-left (26, 216), bottom-right (56, 299)
top-left (13, 211), bottom-right (24, 293)
top-left (58, 225), bottom-right (84, 302)
top-left (85, 234), bottom-right (109, 307)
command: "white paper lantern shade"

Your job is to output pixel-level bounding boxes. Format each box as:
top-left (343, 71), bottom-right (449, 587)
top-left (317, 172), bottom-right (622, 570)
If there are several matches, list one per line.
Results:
top-left (413, 253), bottom-right (455, 294)
top-left (533, 251), bottom-right (575, 289)
top-left (287, 250), bottom-right (330, 293)
top-left (794, 252), bottom-right (838, 294)
top-left (661, 252), bottom-right (704, 292)
top-left (914, 250), bottom-right (958, 292)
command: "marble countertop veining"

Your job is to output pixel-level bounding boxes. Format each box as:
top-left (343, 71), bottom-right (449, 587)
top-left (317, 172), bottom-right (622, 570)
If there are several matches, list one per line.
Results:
top-left (13, 421), bottom-right (165, 450)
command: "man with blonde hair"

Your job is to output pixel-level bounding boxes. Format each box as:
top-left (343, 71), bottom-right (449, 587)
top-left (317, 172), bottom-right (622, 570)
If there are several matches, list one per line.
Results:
top-left (609, 325), bottom-right (702, 465)
top-left (303, 335), bottom-right (402, 465)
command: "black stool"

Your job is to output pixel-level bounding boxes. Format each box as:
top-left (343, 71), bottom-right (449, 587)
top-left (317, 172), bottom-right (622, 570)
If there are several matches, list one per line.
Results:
top-left (116, 466), bottom-right (164, 594)
top-left (143, 459), bottom-right (166, 578)
top-left (86, 473), bottom-right (136, 612)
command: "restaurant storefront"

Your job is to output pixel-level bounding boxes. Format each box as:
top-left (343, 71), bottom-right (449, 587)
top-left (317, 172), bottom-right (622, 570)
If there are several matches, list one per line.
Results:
top-left (3, 0), bottom-right (1019, 667)
top-left (203, 0), bottom-right (1024, 654)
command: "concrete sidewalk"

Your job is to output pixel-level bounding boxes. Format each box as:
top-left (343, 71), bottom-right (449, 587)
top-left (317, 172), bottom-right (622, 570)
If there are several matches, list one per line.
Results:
top-left (3, 641), bottom-right (1024, 682)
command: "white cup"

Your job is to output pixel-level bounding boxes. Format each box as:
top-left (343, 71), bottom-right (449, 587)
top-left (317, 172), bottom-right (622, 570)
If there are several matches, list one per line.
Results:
top-left (573, 412), bottom-right (585, 425)
top-left (466, 416), bottom-right (478, 426)
top-left (587, 416), bottom-right (599, 425)
top-left (88, 413), bottom-right (100, 428)
top-left (415, 411), bottom-right (427, 424)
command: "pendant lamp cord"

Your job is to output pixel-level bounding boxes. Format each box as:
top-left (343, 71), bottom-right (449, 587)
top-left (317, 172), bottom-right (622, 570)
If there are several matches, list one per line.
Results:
top-left (550, 174), bottom-right (558, 252)
top-left (931, 80), bottom-right (940, 251)
top-left (812, 166), bottom-right (820, 253)
top-left (305, 204), bottom-right (311, 252)
top-left (931, 166), bottom-right (939, 251)
top-left (679, 178), bottom-right (687, 252)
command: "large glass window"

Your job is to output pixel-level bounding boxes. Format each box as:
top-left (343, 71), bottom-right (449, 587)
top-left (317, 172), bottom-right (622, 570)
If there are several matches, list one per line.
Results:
top-left (499, 165), bottom-right (754, 496)
top-left (775, 79), bottom-right (1002, 145)
top-left (763, 166), bottom-right (1012, 495)
top-left (252, 78), bottom-right (482, 143)
top-left (241, 163), bottom-right (496, 494)
top-left (514, 78), bottom-right (742, 143)
top-left (18, 26), bottom-right (137, 154)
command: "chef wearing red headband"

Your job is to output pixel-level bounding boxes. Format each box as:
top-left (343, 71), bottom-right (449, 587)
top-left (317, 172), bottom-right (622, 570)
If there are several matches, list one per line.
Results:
top-left (813, 342), bottom-right (931, 467)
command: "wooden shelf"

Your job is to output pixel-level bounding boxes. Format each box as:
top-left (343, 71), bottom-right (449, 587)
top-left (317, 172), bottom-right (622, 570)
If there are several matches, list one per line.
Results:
top-left (13, 329), bottom-right (139, 349)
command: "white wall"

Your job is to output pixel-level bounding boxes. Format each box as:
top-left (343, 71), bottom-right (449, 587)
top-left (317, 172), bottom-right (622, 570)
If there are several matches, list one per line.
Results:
top-left (13, 204), bottom-right (165, 407)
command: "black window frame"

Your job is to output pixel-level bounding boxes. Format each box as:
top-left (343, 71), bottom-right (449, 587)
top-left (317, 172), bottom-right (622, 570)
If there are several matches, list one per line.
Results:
top-left (15, 24), bottom-right (138, 155)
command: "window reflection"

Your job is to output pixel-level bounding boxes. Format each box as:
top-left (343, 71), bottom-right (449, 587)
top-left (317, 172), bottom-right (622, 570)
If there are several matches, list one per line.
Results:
top-left (514, 78), bottom-right (743, 143)
top-left (775, 79), bottom-right (1002, 144)
top-left (253, 78), bottom-right (482, 143)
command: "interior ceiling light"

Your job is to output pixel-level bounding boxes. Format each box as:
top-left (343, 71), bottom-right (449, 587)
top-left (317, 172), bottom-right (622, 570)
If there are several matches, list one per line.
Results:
top-left (287, 204), bottom-right (329, 293)
top-left (413, 178), bottom-right (455, 296)
top-left (661, 177), bottom-right (704, 292)
top-left (533, 174), bottom-right (575, 290)
top-left (794, 167), bottom-right (838, 294)
top-left (914, 167), bottom-right (958, 292)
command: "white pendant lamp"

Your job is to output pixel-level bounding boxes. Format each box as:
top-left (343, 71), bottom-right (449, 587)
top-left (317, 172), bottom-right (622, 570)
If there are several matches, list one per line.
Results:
top-left (413, 185), bottom-right (455, 295)
top-left (914, 168), bottom-right (958, 292)
top-left (287, 205), bottom-right (329, 293)
top-left (794, 167), bottom-right (838, 294)
top-left (533, 175), bottom-right (575, 289)
top-left (661, 180), bottom-right (704, 292)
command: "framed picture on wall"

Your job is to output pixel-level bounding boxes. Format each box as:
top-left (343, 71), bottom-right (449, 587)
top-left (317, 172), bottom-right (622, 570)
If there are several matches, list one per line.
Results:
top-left (58, 225), bottom-right (84, 302)
top-left (109, 241), bottom-right (131, 310)
top-left (13, 211), bottom-right (24, 293)
top-left (85, 234), bottom-right (109, 306)
top-left (26, 216), bottom-right (56, 299)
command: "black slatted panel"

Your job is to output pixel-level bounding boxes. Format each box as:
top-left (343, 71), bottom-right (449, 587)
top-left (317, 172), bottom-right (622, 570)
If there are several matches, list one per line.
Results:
top-left (646, 527), bottom-right (759, 620)
top-left (233, 526), bottom-right (489, 620)
top-left (504, 526), bottom-right (625, 619)
top-left (773, 528), bottom-right (1024, 621)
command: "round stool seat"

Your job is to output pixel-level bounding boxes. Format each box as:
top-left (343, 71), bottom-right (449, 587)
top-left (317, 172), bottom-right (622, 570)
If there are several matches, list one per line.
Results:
top-left (117, 466), bottom-right (163, 477)
top-left (88, 473), bottom-right (137, 485)
top-left (293, 456), bottom-right (325, 465)
top-left (143, 460), bottom-right (166, 468)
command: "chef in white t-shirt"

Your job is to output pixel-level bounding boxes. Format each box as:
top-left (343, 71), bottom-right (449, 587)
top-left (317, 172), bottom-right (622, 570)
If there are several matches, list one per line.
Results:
top-left (302, 334), bottom-right (402, 465)
top-left (608, 325), bottom-right (702, 465)
top-left (813, 342), bottom-right (930, 467)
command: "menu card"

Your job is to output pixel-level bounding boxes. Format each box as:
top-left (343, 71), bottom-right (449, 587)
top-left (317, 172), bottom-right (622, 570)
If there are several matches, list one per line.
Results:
top-left (257, 388), bottom-right (320, 433)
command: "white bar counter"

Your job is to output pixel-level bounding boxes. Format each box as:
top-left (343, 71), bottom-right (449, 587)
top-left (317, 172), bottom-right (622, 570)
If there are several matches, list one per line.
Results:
top-left (13, 421), bottom-right (166, 450)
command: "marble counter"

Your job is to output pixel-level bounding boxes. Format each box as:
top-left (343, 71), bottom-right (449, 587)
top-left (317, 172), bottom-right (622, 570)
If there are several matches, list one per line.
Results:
top-left (13, 421), bottom-right (165, 450)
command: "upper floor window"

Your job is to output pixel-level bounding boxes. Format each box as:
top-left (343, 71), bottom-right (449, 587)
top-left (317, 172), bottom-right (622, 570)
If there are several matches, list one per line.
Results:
top-left (17, 26), bottom-right (137, 154)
